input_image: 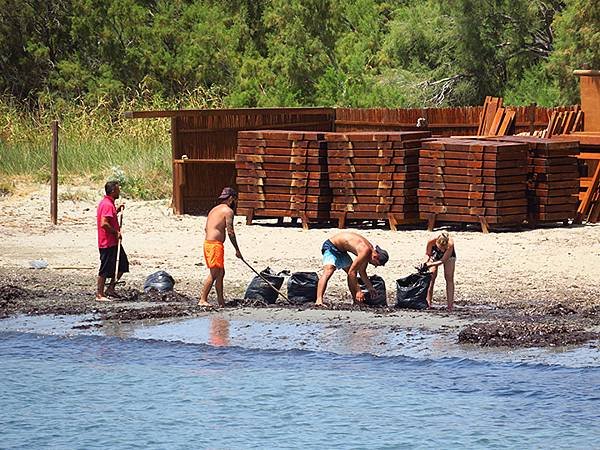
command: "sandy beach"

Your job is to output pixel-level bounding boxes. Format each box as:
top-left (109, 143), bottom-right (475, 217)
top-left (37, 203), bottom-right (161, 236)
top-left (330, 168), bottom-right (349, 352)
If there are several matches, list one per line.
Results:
top-left (1, 184), bottom-right (600, 347)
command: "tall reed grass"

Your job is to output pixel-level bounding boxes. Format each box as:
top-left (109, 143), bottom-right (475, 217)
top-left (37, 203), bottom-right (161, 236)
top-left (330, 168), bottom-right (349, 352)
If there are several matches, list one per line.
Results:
top-left (0, 88), bottom-right (224, 199)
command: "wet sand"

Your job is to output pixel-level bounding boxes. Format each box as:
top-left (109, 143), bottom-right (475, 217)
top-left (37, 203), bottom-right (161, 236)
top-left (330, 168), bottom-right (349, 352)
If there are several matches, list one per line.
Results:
top-left (1, 184), bottom-right (600, 348)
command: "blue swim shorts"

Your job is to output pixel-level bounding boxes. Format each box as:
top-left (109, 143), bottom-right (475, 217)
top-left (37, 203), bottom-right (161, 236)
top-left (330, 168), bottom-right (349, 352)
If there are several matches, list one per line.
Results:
top-left (321, 239), bottom-right (352, 270)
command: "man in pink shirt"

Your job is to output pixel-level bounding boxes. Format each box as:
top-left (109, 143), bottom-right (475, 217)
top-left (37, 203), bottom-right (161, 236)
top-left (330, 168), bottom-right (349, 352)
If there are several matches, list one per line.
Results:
top-left (96, 181), bottom-right (128, 301)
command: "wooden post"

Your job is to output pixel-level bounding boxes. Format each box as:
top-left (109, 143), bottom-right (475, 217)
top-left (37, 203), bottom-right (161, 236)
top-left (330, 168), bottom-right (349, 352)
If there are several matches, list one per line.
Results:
top-left (170, 116), bottom-right (182, 214)
top-left (50, 120), bottom-right (59, 224)
top-left (528, 103), bottom-right (536, 136)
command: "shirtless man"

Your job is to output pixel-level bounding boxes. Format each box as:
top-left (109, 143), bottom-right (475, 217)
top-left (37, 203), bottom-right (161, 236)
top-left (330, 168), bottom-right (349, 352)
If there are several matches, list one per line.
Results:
top-left (198, 187), bottom-right (243, 307)
top-left (316, 231), bottom-right (389, 305)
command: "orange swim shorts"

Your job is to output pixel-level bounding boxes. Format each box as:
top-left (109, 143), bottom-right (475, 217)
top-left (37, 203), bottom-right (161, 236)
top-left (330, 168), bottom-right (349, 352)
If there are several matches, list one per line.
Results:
top-left (204, 240), bottom-right (225, 269)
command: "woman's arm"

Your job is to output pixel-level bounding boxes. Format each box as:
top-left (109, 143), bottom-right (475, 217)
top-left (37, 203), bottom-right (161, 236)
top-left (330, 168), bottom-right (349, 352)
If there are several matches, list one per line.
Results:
top-left (427, 239), bottom-right (454, 268)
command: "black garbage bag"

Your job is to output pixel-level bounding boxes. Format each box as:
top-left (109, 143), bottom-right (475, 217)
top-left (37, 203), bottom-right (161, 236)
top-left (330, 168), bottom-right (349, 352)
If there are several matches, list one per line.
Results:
top-left (395, 272), bottom-right (432, 310)
top-left (143, 270), bottom-right (175, 293)
top-left (358, 275), bottom-right (387, 306)
top-left (287, 272), bottom-right (319, 303)
top-left (244, 267), bottom-right (286, 304)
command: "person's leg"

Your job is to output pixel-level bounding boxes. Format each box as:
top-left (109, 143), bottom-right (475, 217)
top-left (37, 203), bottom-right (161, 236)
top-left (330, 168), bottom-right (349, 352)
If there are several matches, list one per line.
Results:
top-left (316, 265), bottom-right (336, 305)
top-left (106, 246), bottom-right (129, 297)
top-left (97, 248), bottom-right (112, 300)
top-left (426, 266), bottom-right (438, 307)
top-left (343, 266), bottom-right (359, 302)
top-left (214, 268), bottom-right (225, 307)
top-left (199, 269), bottom-right (216, 306)
top-left (444, 258), bottom-right (455, 311)
top-left (96, 275), bottom-right (107, 299)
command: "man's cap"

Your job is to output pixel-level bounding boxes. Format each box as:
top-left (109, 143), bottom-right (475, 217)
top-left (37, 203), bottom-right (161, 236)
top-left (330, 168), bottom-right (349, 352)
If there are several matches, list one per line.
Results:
top-left (375, 245), bottom-right (389, 266)
top-left (217, 187), bottom-right (238, 200)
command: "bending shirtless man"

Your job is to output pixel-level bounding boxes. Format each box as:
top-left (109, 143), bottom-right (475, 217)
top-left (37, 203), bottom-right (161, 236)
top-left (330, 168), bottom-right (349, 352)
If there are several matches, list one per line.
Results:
top-left (198, 187), bottom-right (243, 307)
top-left (316, 231), bottom-right (389, 305)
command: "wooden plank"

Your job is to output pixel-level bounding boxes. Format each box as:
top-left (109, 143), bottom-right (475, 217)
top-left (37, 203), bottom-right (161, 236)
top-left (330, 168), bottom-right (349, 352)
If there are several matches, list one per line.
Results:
top-left (488, 107), bottom-right (505, 135)
top-left (497, 110), bottom-right (515, 136)
top-left (419, 149), bottom-right (525, 161)
top-left (418, 189), bottom-right (522, 200)
top-left (418, 181), bottom-right (525, 192)
top-left (418, 212), bottom-right (525, 225)
top-left (419, 165), bottom-right (527, 177)
top-left (419, 158), bottom-right (525, 169)
top-left (577, 162), bottom-right (600, 221)
top-left (419, 174), bottom-right (527, 185)
top-left (419, 205), bottom-right (526, 216)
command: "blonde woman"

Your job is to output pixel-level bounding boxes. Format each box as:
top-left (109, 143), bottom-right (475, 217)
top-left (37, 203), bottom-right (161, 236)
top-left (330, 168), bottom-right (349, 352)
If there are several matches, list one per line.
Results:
top-left (423, 232), bottom-right (455, 311)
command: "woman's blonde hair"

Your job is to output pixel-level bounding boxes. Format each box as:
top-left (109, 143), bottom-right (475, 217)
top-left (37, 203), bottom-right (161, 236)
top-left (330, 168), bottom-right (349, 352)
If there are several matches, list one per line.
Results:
top-left (436, 231), bottom-right (450, 247)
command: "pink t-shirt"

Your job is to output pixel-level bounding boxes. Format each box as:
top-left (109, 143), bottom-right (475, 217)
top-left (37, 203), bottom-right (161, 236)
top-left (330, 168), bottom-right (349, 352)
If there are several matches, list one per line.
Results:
top-left (97, 195), bottom-right (119, 248)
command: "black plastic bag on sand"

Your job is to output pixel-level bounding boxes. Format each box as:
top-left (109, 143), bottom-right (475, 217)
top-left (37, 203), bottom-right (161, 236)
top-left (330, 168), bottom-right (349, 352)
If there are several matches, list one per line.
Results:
top-left (395, 272), bottom-right (431, 310)
top-left (287, 272), bottom-right (319, 303)
top-left (143, 270), bottom-right (175, 293)
top-left (244, 267), bottom-right (286, 304)
top-left (358, 275), bottom-right (387, 307)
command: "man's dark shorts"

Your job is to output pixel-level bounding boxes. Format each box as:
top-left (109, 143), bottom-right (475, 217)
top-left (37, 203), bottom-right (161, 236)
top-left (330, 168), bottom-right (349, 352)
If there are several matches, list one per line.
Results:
top-left (98, 245), bottom-right (130, 278)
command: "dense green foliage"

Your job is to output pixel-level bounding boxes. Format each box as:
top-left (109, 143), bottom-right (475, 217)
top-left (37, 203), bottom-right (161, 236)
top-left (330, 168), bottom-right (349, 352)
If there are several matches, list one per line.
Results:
top-left (1, 0), bottom-right (598, 197)
top-left (2, 0), bottom-right (598, 109)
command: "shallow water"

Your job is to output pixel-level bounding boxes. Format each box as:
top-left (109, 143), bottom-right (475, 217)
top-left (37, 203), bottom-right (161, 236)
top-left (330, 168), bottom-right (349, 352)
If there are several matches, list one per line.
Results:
top-left (1, 315), bottom-right (600, 449)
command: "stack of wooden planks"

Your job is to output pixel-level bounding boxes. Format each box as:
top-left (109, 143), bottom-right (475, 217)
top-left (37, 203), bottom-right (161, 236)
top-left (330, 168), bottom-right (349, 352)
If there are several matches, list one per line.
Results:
top-left (236, 130), bottom-right (332, 229)
top-left (325, 131), bottom-right (431, 230)
top-left (492, 136), bottom-right (580, 224)
top-left (418, 138), bottom-right (529, 232)
top-left (543, 108), bottom-right (583, 138)
top-left (477, 97), bottom-right (516, 136)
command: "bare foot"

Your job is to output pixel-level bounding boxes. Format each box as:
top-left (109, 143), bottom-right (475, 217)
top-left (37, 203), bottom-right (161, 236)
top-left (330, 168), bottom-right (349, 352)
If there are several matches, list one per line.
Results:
top-left (96, 296), bottom-right (112, 302)
top-left (197, 300), bottom-right (212, 307)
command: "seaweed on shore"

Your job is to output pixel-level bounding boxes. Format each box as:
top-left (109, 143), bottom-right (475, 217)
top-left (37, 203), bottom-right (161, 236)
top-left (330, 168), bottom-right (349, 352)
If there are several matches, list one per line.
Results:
top-left (458, 320), bottom-right (599, 348)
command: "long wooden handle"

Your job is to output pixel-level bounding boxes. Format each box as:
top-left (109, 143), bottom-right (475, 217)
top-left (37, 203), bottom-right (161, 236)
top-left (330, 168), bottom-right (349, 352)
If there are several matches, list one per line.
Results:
top-left (114, 212), bottom-right (123, 281)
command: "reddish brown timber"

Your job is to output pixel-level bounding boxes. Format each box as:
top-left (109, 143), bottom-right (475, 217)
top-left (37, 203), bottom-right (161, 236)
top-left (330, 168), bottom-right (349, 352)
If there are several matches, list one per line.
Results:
top-left (418, 212), bottom-right (525, 225)
top-left (236, 177), bottom-right (330, 188)
top-left (324, 131), bottom-right (431, 141)
top-left (419, 174), bottom-right (527, 185)
top-left (529, 165), bottom-right (579, 175)
top-left (419, 204), bottom-right (526, 215)
top-left (236, 169), bottom-right (329, 179)
top-left (529, 172), bottom-right (579, 182)
top-left (327, 156), bottom-right (419, 165)
top-left (331, 204), bottom-right (418, 213)
top-left (419, 181), bottom-right (525, 192)
top-left (417, 189), bottom-right (523, 200)
top-left (419, 165), bottom-right (527, 177)
top-left (419, 149), bottom-right (526, 162)
top-left (529, 188), bottom-right (579, 198)
top-left (238, 200), bottom-right (331, 211)
top-left (528, 156), bottom-right (579, 166)
top-left (236, 154), bottom-right (327, 164)
top-left (235, 162), bottom-right (327, 172)
top-left (423, 197), bottom-right (527, 207)
top-left (530, 180), bottom-right (580, 190)
top-left (419, 158), bottom-right (526, 169)
top-left (528, 195), bottom-right (578, 205)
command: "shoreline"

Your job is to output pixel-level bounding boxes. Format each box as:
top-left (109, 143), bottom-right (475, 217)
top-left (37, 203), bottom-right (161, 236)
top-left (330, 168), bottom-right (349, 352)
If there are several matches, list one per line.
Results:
top-left (1, 184), bottom-right (600, 349)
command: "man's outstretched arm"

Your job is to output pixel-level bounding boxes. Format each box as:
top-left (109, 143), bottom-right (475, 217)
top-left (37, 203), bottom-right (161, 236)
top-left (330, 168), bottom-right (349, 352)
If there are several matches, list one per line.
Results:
top-left (226, 211), bottom-right (243, 259)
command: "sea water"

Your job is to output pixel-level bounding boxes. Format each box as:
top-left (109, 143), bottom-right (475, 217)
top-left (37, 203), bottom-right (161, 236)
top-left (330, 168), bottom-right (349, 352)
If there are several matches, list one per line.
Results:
top-left (1, 315), bottom-right (599, 449)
